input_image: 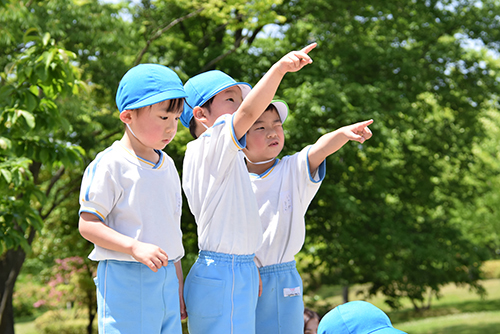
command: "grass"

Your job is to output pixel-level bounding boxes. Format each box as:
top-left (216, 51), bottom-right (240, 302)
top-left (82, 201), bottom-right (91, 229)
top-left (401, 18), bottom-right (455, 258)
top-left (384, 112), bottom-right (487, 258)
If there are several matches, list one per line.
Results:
top-left (304, 275), bottom-right (500, 334)
top-left (396, 311), bottom-right (500, 334)
top-left (14, 320), bottom-right (37, 334)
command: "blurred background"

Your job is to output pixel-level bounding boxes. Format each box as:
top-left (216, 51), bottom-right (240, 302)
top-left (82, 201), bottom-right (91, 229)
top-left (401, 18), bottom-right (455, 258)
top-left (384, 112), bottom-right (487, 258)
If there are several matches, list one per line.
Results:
top-left (1, 0), bottom-right (499, 333)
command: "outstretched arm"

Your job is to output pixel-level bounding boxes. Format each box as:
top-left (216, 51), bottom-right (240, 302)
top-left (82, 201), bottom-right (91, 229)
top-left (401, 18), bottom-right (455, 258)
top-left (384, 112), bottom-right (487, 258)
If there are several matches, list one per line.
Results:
top-left (308, 119), bottom-right (374, 173)
top-left (78, 212), bottom-right (169, 272)
top-left (233, 43), bottom-right (317, 139)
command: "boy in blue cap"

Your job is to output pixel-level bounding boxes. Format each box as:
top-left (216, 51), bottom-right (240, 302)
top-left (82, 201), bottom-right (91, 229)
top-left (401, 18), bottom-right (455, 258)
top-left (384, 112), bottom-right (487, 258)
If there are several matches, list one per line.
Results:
top-left (243, 100), bottom-right (373, 334)
top-left (180, 43), bottom-right (317, 334)
top-left (78, 64), bottom-right (187, 334)
top-left (318, 301), bottom-right (407, 334)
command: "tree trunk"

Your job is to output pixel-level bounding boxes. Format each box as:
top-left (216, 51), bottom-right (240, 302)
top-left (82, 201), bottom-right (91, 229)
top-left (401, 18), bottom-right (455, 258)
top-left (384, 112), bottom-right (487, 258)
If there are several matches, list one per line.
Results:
top-left (0, 247), bottom-right (28, 334)
top-left (342, 285), bottom-right (349, 304)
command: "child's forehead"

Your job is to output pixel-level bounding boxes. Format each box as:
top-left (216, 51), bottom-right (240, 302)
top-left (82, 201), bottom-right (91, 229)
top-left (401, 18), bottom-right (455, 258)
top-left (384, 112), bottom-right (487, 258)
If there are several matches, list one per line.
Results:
top-left (152, 99), bottom-right (183, 114)
top-left (215, 85), bottom-right (242, 97)
top-left (255, 108), bottom-right (281, 123)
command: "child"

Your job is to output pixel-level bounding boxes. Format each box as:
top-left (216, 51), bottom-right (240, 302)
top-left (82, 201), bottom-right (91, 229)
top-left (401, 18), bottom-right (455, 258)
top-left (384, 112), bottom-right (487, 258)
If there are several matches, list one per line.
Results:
top-left (317, 301), bottom-right (407, 334)
top-left (243, 100), bottom-right (373, 334)
top-left (304, 308), bottom-right (321, 334)
top-left (78, 64), bottom-right (187, 334)
top-left (180, 43), bottom-right (317, 334)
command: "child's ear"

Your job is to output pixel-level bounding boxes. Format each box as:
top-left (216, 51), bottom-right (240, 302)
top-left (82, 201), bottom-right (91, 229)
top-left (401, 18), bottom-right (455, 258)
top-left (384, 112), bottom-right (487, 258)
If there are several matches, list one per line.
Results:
top-left (192, 106), bottom-right (207, 122)
top-left (119, 110), bottom-right (133, 124)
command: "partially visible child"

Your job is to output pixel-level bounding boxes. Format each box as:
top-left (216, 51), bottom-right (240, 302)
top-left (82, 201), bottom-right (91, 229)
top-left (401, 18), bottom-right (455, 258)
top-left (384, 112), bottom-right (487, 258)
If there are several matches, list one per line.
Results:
top-left (304, 308), bottom-right (321, 334)
top-left (180, 43), bottom-right (317, 334)
top-left (78, 64), bottom-right (187, 334)
top-left (318, 301), bottom-right (407, 334)
top-left (244, 100), bottom-right (373, 334)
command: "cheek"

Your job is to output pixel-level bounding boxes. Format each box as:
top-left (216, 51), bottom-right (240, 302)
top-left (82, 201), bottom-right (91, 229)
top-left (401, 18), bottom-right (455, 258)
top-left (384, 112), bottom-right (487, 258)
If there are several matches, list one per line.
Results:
top-left (246, 133), bottom-right (264, 150)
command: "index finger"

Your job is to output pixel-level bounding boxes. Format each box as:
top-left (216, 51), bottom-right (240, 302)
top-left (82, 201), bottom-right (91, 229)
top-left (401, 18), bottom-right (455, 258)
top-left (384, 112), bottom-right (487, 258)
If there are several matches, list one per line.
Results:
top-left (358, 119), bottom-right (374, 127)
top-left (300, 42), bottom-right (318, 54)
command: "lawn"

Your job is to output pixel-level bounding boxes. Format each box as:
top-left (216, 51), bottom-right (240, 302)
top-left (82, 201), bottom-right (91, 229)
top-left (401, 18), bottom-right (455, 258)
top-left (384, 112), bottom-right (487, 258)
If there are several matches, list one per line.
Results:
top-left (396, 311), bottom-right (500, 334)
top-left (303, 277), bottom-right (500, 334)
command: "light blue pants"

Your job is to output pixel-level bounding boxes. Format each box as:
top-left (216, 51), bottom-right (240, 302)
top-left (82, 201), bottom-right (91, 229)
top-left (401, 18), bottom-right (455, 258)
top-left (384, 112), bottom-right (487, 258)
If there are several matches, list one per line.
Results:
top-left (255, 261), bottom-right (304, 334)
top-left (95, 260), bottom-right (181, 334)
top-left (184, 251), bottom-right (259, 334)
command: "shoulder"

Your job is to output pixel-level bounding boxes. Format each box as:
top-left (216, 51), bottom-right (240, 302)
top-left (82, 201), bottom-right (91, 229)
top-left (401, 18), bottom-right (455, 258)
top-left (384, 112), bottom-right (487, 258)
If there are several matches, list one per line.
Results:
top-left (87, 143), bottom-right (125, 172)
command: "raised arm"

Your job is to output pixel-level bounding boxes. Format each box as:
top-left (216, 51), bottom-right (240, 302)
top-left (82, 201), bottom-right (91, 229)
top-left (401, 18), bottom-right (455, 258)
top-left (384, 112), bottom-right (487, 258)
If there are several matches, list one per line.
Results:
top-left (233, 43), bottom-right (317, 139)
top-left (78, 212), bottom-right (169, 272)
top-left (308, 119), bottom-right (374, 173)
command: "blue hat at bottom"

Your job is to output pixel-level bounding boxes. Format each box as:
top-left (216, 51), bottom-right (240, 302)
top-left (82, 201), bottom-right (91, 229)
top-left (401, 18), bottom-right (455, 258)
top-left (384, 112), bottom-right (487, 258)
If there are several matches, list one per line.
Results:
top-left (318, 301), bottom-right (407, 334)
top-left (180, 70), bottom-right (252, 128)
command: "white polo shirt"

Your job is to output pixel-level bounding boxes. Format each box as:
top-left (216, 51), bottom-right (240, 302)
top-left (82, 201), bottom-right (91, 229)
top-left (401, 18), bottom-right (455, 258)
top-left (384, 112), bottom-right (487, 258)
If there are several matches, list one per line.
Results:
top-left (182, 113), bottom-right (263, 255)
top-left (79, 141), bottom-right (184, 262)
top-left (251, 146), bottom-right (326, 267)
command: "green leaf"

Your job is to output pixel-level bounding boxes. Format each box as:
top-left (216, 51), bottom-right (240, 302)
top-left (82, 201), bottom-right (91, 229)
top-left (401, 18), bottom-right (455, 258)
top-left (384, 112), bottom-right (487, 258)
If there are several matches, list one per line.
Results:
top-left (44, 50), bottom-right (55, 70)
top-left (40, 148), bottom-right (49, 164)
top-left (23, 28), bottom-right (39, 44)
top-left (0, 168), bottom-right (12, 183)
top-left (0, 137), bottom-right (12, 150)
top-left (0, 85), bottom-right (14, 101)
top-left (42, 32), bottom-right (51, 47)
top-left (18, 110), bottom-right (35, 128)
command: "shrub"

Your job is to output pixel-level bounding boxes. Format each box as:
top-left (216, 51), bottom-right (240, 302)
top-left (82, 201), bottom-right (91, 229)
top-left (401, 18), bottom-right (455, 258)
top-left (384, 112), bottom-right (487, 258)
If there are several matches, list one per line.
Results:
top-left (482, 260), bottom-right (500, 279)
top-left (34, 309), bottom-right (96, 334)
top-left (13, 277), bottom-right (47, 318)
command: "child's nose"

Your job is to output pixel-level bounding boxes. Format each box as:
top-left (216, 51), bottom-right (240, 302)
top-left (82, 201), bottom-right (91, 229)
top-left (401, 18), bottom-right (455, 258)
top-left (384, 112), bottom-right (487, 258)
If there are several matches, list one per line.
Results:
top-left (267, 130), bottom-right (278, 138)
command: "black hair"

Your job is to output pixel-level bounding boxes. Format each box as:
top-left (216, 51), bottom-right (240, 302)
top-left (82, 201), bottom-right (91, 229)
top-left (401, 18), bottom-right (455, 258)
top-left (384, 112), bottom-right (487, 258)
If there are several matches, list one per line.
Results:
top-left (188, 96), bottom-right (215, 139)
top-left (304, 308), bottom-right (321, 329)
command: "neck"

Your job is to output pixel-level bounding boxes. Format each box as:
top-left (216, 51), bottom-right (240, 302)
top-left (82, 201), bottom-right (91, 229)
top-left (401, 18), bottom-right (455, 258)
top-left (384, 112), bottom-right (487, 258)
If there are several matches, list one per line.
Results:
top-left (245, 157), bottom-right (276, 174)
top-left (120, 131), bottom-right (159, 164)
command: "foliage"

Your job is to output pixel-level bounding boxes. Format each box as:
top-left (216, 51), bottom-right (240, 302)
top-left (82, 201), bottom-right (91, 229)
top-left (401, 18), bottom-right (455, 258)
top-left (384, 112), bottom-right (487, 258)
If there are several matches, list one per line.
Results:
top-left (482, 260), bottom-right (500, 280)
top-left (33, 257), bottom-right (95, 310)
top-left (13, 278), bottom-right (47, 319)
top-left (252, 0), bottom-right (500, 309)
top-left (34, 309), bottom-right (96, 334)
top-left (0, 26), bottom-right (84, 253)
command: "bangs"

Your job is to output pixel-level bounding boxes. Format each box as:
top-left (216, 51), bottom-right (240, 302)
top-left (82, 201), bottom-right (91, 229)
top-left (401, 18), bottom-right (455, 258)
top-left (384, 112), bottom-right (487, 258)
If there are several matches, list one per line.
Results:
top-left (167, 98), bottom-right (185, 114)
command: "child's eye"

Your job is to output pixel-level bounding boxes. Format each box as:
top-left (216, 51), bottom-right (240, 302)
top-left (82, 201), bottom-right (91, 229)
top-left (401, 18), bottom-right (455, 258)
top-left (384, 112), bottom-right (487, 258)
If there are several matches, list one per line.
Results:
top-left (160, 116), bottom-right (169, 120)
top-left (227, 98), bottom-right (234, 102)
top-left (175, 116), bottom-right (180, 121)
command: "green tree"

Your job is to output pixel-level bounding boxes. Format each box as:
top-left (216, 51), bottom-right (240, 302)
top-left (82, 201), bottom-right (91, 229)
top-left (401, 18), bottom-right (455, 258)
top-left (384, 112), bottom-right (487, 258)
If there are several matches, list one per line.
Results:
top-left (262, 0), bottom-right (500, 309)
top-left (0, 0), bottom-right (131, 332)
top-left (0, 27), bottom-right (83, 333)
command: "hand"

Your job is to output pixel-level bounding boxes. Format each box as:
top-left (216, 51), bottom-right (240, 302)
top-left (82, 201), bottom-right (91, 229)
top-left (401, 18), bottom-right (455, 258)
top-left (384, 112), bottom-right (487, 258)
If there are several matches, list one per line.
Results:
top-left (130, 241), bottom-right (169, 272)
top-left (179, 295), bottom-right (187, 320)
top-left (341, 119), bottom-right (374, 144)
top-left (258, 270), bottom-right (263, 297)
top-left (275, 42), bottom-right (317, 74)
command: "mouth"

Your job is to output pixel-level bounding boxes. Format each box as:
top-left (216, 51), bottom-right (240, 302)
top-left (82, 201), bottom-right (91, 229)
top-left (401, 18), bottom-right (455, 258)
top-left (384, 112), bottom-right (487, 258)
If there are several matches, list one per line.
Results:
top-left (269, 140), bottom-right (279, 147)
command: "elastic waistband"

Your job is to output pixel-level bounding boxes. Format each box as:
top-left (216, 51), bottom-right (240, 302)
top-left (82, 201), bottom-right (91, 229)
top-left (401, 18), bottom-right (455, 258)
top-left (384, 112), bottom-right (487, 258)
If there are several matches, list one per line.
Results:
top-left (198, 250), bottom-right (255, 264)
top-left (103, 259), bottom-right (175, 266)
top-left (258, 260), bottom-right (297, 275)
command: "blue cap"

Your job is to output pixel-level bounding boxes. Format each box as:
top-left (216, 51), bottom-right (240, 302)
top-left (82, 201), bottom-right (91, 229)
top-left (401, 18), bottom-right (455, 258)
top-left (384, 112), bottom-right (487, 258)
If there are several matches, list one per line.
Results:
top-left (116, 64), bottom-right (187, 113)
top-left (180, 70), bottom-right (252, 128)
top-left (318, 301), bottom-right (407, 334)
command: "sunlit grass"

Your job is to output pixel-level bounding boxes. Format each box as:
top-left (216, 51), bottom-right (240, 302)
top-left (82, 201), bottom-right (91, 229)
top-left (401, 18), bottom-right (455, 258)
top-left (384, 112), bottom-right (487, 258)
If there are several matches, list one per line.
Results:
top-left (14, 320), bottom-right (37, 334)
top-left (396, 311), bottom-right (500, 334)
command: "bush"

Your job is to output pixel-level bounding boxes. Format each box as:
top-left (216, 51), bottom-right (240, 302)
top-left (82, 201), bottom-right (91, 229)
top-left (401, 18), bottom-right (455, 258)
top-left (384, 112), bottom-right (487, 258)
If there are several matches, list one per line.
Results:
top-left (482, 260), bottom-right (500, 279)
top-left (34, 309), bottom-right (96, 334)
top-left (13, 277), bottom-right (47, 318)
